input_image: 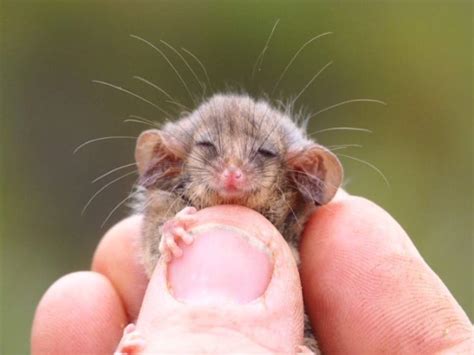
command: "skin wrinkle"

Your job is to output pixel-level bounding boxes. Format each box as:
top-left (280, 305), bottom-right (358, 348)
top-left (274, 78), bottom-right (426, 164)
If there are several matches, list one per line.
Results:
top-left (145, 320), bottom-right (279, 352)
top-left (141, 328), bottom-right (275, 353)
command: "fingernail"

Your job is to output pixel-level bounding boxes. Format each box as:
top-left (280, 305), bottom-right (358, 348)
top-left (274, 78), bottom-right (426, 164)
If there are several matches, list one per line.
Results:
top-left (167, 226), bottom-right (273, 304)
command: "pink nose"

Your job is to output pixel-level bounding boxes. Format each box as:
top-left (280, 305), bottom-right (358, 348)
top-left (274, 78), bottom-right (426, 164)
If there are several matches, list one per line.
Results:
top-left (222, 166), bottom-right (243, 187)
top-left (223, 167), bottom-right (242, 180)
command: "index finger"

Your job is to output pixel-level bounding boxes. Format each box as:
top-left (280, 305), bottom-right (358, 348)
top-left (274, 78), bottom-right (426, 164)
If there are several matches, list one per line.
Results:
top-left (300, 193), bottom-right (472, 353)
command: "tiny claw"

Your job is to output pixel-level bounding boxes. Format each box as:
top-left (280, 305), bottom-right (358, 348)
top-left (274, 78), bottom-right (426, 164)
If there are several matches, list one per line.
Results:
top-left (159, 206), bottom-right (198, 262)
top-left (182, 233), bottom-right (194, 245)
top-left (166, 236), bottom-right (183, 257)
top-left (177, 214), bottom-right (197, 227)
top-left (123, 323), bottom-right (136, 334)
top-left (180, 206), bottom-right (197, 215)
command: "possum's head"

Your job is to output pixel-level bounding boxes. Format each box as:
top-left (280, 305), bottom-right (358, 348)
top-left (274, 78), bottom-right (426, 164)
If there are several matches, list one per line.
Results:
top-left (135, 94), bottom-right (343, 208)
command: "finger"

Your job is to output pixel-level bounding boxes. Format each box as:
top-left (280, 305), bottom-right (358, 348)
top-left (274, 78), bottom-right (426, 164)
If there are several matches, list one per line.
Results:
top-left (174, 226), bottom-right (194, 245)
top-left (176, 214), bottom-right (198, 227)
top-left (31, 271), bottom-right (127, 354)
top-left (165, 235), bottom-right (183, 257)
top-left (300, 194), bottom-right (473, 354)
top-left (92, 215), bottom-right (148, 320)
top-left (177, 206), bottom-right (197, 216)
top-left (133, 205), bottom-right (305, 353)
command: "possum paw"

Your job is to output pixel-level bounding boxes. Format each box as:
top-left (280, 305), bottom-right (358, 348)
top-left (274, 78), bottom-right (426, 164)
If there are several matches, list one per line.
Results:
top-left (160, 206), bottom-right (197, 261)
top-left (114, 323), bottom-right (145, 355)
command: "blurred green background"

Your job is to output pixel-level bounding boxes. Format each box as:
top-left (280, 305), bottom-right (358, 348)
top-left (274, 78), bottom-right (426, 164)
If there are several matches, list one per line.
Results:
top-left (1, 0), bottom-right (472, 352)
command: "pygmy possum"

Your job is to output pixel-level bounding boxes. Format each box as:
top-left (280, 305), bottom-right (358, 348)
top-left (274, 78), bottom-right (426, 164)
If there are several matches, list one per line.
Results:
top-left (114, 93), bottom-right (343, 354)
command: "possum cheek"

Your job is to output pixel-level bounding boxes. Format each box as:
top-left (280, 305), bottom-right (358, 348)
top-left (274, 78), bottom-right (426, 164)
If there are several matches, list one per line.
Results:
top-left (187, 183), bottom-right (210, 206)
top-left (288, 145), bottom-right (343, 205)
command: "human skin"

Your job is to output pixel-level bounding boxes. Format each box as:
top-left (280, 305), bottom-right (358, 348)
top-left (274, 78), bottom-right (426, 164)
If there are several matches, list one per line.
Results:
top-left (31, 191), bottom-right (473, 354)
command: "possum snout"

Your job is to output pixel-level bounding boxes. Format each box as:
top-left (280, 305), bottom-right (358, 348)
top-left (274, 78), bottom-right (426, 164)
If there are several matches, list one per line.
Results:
top-left (221, 164), bottom-right (244, 186)
top-left (215, 163), bottom-right (248, 196)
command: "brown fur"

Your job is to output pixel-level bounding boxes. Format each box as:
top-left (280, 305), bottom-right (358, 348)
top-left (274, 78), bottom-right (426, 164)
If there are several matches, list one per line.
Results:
top-left (134, 94), bottom-right (342, 352)
top-left (135, 93), bottom-right (342, 275)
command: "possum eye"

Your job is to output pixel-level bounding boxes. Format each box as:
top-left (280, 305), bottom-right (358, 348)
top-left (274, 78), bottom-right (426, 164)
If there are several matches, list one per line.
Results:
top-left (257, 147), bottom-right (277, 158)
top-left (196, 140), bottom-right (216, 150)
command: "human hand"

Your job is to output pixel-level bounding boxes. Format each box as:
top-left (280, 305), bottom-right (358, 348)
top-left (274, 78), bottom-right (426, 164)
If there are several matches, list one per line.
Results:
top-left (31, 192), bottom-right (472, 353)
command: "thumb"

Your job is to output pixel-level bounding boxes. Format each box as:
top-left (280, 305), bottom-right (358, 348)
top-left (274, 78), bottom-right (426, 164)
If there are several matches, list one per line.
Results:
top-left (131, 205), bottom-right (306, 353)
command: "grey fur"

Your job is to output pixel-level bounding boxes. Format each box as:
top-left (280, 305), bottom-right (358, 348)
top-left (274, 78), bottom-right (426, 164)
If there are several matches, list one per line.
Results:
top-left (133, 93), bottom-right (343, 352)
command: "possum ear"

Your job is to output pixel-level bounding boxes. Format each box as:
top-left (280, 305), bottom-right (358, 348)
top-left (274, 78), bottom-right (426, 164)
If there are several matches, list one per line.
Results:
top-left (288, 144), bottom-right (343, 205)
top-left (135, 129), bottom-right (185, 187)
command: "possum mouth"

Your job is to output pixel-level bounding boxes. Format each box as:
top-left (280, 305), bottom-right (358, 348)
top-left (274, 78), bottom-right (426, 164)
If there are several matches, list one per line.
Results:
top-left (166, 224), bottom-right (274, 305)
top-left (211, 186), bottom-right (254, 202)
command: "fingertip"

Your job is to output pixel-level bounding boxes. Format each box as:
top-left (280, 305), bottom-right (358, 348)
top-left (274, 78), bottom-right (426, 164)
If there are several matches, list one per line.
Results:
top-left (302, 195), bottom-right (419, 268)
top-left (32, 271), bottom-right (126, 354)
top-left (136, 206), bottom-right (304, 353)
top-left (182, 233), bottom-right (194, 245)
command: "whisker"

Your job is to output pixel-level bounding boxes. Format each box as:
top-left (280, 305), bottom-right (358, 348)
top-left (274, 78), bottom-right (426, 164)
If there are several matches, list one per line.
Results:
top-left (249, 108), bottom-right (280, 163)
top-left (298, 182), bottom-right (316, 202)
top-left (309, 126), bottom-right (372, 135)
top-left (293, 61), bottom-right (332, 104)
top-left (160, 40), bottom-right (206, 94)
top-left (307, 99), bottom-right (387, 120)
top-left (101, 193), bottom-right (136, 228)
top-left (123, 118), bottom-right (155, 127)
top-left (337, 153), bottom-right (390, 188)
top-left (133, 75), bottom-right (188, 110)
top-left (138, 170), bottom-right (167, 189)
top-left (181, 47), bottom-right (212, 93)
top-left (326, 144), bottom-right (362, 151)
top-left (326, 143), bottom-right (362, 148)
top-left (251, 19), bottom-right (280, 80)
top-left (128, 114), bottom-right (157, 126)
top-left (165, 99), bottom-right (190, 112)
top-left (92, 162), bottom-right (137, 183)
top-left (276, 185), bottom-right (302, 229)
top-left (271, 32), bottom-right (332, 95)
top-left (73, 136), bottom-right (136, 154)
top-left (287, 168), bottom-right (340, 191)
top-left (92, 80), bottom-right (172, 117)
top-left (163, 189), bottom-right (188, 218)
top-left (82, 170), bottom-right (137, 215)
top-left (130, 34), bottom-right (196, 105)
top-left (138, 195), bottom-right (153, 214)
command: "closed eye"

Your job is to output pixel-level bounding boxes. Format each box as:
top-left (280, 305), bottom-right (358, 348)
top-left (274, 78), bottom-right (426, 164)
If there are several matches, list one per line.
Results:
top-left (257, 148), bottom-right (277, 158)
top-left (196, 141), bottom-right (216, 149)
